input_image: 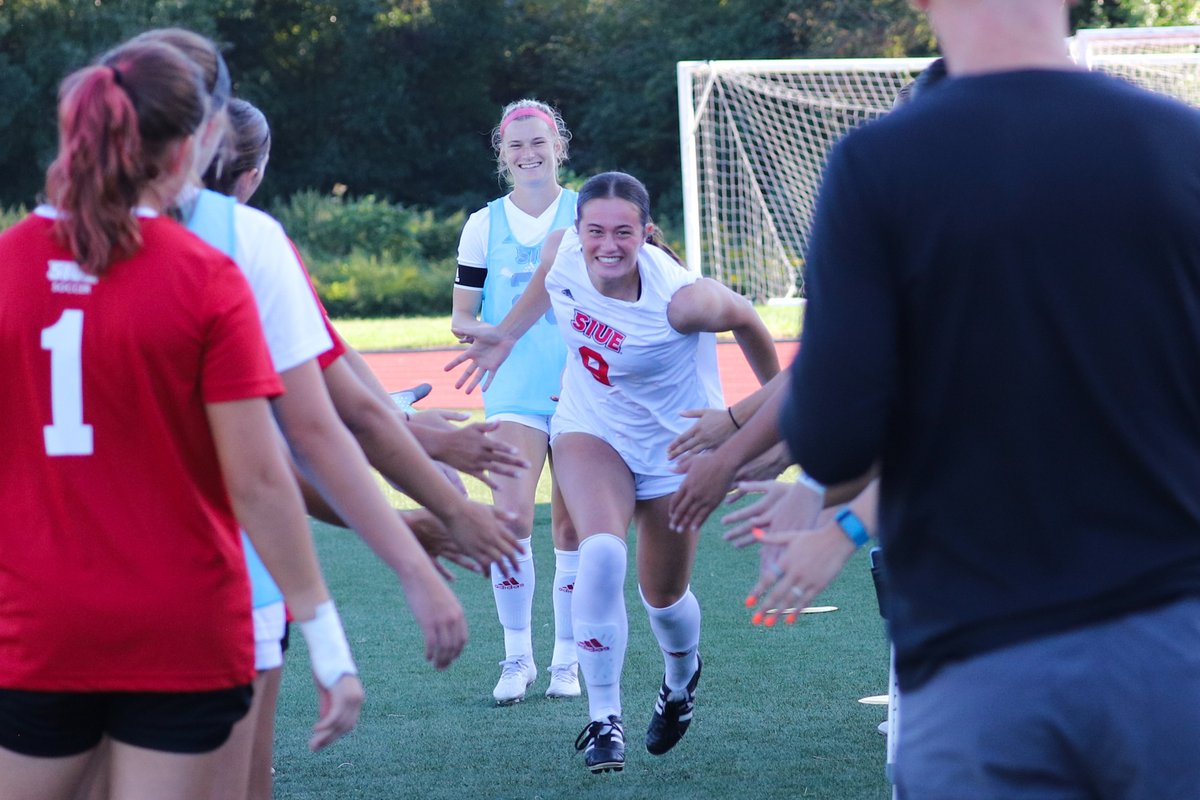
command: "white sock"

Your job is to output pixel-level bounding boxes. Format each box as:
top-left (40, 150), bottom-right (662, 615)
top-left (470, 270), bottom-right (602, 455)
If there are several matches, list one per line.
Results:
top-left (573, 533), bottom-right (627, 721)
top-left (641, 585), bottom-right (701, 697)
top-left (551, 548), bottom-right (578, 667)
top-left (492, 537), bottom-right (534, 660)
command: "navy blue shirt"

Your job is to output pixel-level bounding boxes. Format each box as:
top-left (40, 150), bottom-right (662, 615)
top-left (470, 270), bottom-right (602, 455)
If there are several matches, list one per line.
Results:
top-left (783, 69), bottom-right (1200, 690)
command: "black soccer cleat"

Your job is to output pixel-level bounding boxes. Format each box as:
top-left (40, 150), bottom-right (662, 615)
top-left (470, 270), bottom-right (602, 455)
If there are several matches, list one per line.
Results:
top-left (575, 715), bottom-right (625, 773)
top-left (645, 654), bottom-right (702, 756)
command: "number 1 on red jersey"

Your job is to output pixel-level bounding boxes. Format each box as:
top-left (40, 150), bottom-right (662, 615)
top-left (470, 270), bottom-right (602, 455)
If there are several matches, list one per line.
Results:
top-left (42, 309), bottom-right (94, 456)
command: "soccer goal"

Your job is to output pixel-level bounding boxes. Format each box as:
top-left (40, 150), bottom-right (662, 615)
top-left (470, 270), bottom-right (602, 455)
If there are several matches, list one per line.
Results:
top-left (678, 26), bottom-right (1200, 303)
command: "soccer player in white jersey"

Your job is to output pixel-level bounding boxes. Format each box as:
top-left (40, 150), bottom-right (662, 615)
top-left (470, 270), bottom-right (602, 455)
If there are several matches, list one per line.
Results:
top-left (448, 171), bottom-right (779, 772)
top-left (452, 100), bottom-right (582, 704)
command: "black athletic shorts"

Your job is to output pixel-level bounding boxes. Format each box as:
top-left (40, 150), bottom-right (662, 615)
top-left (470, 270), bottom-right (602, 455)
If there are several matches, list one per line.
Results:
top-left (0, 684), bottom-right (253, 757)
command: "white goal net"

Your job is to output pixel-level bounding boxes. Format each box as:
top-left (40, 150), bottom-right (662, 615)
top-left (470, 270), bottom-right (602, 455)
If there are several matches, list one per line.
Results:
top-left (679, 26), bottom-right (1200, 303)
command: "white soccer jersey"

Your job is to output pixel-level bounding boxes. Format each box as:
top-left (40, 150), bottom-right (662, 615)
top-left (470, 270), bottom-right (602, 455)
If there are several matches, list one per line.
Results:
top-left (230, 204), bottom-right (332, 373)
top-left (547, 228), bottom-right (720, 476)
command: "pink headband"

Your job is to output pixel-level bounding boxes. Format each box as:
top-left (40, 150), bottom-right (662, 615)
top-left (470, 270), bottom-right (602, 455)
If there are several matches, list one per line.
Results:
top-left (499, 107), bottom-right (557, 138)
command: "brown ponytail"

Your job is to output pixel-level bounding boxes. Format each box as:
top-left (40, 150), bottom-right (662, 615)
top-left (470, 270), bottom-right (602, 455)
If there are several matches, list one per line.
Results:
top-left (646, 223), bottom-right (684, 267)
top-left (44, 42), bottom-right (206, 275)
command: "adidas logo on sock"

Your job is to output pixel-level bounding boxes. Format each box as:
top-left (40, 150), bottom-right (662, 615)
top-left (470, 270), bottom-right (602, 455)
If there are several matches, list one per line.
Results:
top-left (558, 582), bottom-right (574, 593)
top-left (494, 577), bottom-right (524, 590)
top-left (577, 638), bottom-right (609, 653)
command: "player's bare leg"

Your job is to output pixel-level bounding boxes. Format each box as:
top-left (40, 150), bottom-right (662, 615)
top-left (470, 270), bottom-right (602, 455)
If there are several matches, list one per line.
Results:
top-left (487, 421), bottom-right (549, 704)
top-left (108, 740), bottom-right (221, 800)
top-left (1, 746), bottom-right (94, 800)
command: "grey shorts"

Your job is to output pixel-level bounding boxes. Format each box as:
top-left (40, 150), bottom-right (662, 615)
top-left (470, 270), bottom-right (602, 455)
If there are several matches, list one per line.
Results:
top-left (896, 596), bottom-right (1200, 800)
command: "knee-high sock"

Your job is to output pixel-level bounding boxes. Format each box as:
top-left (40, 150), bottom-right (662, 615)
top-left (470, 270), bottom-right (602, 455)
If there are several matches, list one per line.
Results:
top-left (551, 548), bottom-right (579, 667)
top-left (491, 537), bottom-right (534, 660)
top-left (641, 585), bottom-right (701, 696)
top-left (573, 534), bottom-right (628, 721)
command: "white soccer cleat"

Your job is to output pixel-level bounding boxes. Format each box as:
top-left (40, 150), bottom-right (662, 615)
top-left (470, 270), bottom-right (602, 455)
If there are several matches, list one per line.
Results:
top-left (493, 656), bottom-right (537, 705)
top-left (545, 662), bottom-right (581, 698)
top-left (389, 383), bottom-right (432, 416)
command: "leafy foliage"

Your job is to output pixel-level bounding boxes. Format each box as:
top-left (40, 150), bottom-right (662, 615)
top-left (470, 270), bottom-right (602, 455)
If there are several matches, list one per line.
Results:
top-left (273, 190), bottom-right (463, 316)
top-left (8, 0), bottom-right (1178, 216)
top-left (0, 204), bottom-right (27, 232)
top-left (3, 0), bottom-right (1196, 314)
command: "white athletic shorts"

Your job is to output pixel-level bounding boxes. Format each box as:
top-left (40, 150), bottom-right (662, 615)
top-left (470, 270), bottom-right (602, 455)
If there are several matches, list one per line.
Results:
top-left (487, 412), bottom-right (553, 437)
top-left (253, 601), bottom-right (286, 671)
top-left (549, 428), bottom-right (684, 501)
top-left (631, 471), bottom-right (685, 501)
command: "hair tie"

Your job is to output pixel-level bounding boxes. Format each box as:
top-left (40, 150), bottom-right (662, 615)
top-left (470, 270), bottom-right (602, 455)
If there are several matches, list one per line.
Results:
top-left (499, 107), bottom-right (557, 138)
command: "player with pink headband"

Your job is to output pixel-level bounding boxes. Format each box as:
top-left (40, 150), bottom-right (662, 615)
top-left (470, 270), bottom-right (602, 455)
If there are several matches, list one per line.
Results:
top-left (499, 106), bottom-right (557, 136)
top-left (451, 99), bottom-right (582, 704)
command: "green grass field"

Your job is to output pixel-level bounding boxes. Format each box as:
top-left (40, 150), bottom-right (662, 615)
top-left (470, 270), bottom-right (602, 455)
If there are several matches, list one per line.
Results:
top-left (270, 305), bottom-right (893, 798)
top-left (272, 492), bottom-right (893, 799)
top-left (332, 302), bottom-right (804, 351)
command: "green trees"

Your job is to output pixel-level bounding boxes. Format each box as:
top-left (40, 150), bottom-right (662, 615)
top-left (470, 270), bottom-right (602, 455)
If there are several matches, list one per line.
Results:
top-left (2, 0), bottom-right (1196, 230)
top-left (0, 1), bottom-right (217, 206)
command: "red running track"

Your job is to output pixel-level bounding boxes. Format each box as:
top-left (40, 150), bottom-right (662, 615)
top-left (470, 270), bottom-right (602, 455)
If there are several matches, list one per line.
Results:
top-left (362, 340), bottom-right (800, 411)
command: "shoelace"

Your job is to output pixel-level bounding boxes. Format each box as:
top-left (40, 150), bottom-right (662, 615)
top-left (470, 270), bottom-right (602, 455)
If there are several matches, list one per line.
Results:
top-left (575, 717), bottom-right (623, 752)
top-left (655, 685), bottom-right (694, 718)
top-left (497, 658), bottom-right (530, 679)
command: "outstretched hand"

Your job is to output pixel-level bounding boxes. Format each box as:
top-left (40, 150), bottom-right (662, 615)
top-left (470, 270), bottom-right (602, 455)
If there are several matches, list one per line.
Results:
top-left (668, 449), bottom-right (739, 534)
top-left (438, 420), bottom-right (528, 489)
top-left (722, 478), bottom-right (825, 547)
top-left (406, 410), bottom-right (529, 489)
top-left (309, 673), bottom-right (364, 752)
top-left (399, 566), bottom-right (469, 670)
top-left (451, 318), bottom-right (504, 346)
top-left (444, 323), bottom-right (514, 394)
top-left (667, 407), bottom-right (738, 462)
top-left (441, 499), bottom-right (523, 578)
top-left (746, 525), bottom-right (856, 628)
top-left (732, 442), bottom-right (794, 484)
top-left (720, 480), bottom-right (795, 547)
top-left (401, 507), bottom-right (482, 579)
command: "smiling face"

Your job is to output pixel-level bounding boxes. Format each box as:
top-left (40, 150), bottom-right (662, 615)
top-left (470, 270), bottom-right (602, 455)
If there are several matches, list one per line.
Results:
top-left (577, 196), bottom-right (650, 299)
top-left (499, 116), bottom-right (560, 188)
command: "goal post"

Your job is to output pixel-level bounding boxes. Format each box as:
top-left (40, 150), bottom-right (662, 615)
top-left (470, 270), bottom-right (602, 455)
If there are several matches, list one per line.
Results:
top-left (679, 26), bottom-right (1200, 303)
top-left (677, 57), bottom-right (931, 300)
top-left (1074, 25), bottom-right (1200, 104)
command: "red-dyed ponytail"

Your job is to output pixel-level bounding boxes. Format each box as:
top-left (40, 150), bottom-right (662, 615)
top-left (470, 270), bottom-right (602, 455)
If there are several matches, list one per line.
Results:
top-left (43, 42), bottom-right (206, 275)
top-left (44, 66), bottom-right (142, 275)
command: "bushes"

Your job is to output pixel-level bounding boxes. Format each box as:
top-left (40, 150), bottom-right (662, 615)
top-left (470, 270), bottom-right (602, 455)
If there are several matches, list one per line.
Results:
top-left (0, 193), bottom-right (461, 317)
top-left (1, 191), bottom-right (691, 319)
top-left (273, 191), bottom-right (464, 317)
top-left (0, 205), bottom-right (27, 232)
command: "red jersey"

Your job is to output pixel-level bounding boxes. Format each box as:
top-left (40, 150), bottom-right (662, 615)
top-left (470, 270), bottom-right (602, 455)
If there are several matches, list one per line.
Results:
top-left (0, 210), bottom-right (283, 691)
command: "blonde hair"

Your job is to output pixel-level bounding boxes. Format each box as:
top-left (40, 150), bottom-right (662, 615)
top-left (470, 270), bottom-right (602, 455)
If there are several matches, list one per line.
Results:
top-left (490, 99), bottom-right (571, 185)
